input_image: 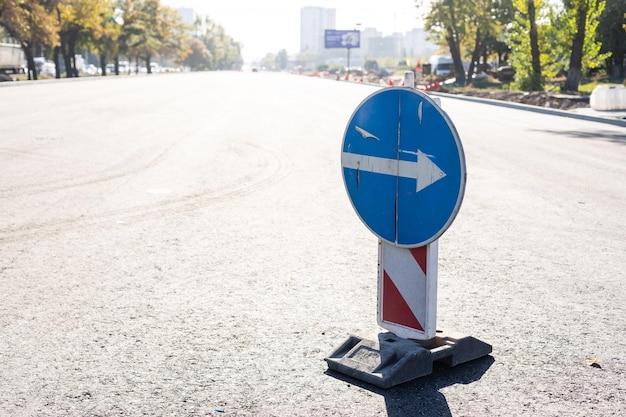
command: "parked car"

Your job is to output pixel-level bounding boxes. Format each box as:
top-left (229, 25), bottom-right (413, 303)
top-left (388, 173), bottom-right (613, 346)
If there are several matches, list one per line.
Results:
top-left (119, 60), bottom-right (130, 74)
top-left (34, 57), bottom-right (55, 77)
top-left (495, 65), bottom-right (516, 82)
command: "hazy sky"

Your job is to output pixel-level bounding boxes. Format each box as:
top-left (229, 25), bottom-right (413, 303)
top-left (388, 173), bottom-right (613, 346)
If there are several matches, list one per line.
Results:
top-left (161, 0), bottom-right (425, 62)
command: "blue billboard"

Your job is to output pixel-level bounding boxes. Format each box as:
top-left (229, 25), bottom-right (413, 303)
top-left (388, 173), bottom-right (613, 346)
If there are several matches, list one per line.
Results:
top-left (324, 30), bottom-right (361, 49)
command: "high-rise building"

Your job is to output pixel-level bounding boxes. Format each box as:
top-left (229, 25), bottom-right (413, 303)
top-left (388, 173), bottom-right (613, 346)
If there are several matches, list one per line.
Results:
top-left (300, 7), bottom-right (336, 54)
top-left (299, 7), bottom-right (437, 67)
top-left (403, 28), bottom-right (438, 59)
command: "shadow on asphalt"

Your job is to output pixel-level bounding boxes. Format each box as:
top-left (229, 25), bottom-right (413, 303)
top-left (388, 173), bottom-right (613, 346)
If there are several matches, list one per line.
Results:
top-left (325, 355), bottom-right (494, 416)
top-left (531, 128), bottom-right (626, 145)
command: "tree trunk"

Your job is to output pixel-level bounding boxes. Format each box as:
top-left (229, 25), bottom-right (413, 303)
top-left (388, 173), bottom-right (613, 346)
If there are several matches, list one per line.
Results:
top-left (100, 53), bottom-right (107, 76)
top-left (445, 26), bottom-right (465, 85)
top-left (23, 43), bottom-right (37, 81)
top-left (63, 52), bottom-right (71, 77)
top-left (528, 0), bottom-right (543, 90)
top-left (564, 67), bottom-right (582, 92)
top-left (114, 56), bottom-right (120, 75)
top-left (146, 55), bottom-right (152, 74)
top-left (53, 46), bottom-right (62, 79)
top-left (27, 22), bottom-right (38, 81)
top-left (467, 28), bottom-right (482, 84)
top-left (60, 34), bottom-right (72, 78)
top-left (68, 32), bottom-right (78, 77)
top-left (563, 2), bottom-right (588, 92)
top-left (607, 53), bottom-right (625, 78)
top-left (444, 1), bottom-right (465, 85)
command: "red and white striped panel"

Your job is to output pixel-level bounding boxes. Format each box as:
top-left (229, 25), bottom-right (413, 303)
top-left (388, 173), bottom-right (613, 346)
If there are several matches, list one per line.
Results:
top-left (377, 240), bottom-right (438, 340)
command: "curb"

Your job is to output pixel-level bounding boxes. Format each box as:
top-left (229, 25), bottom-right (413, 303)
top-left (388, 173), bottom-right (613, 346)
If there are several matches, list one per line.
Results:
top-left (428, 91), bottom-right (626, 128)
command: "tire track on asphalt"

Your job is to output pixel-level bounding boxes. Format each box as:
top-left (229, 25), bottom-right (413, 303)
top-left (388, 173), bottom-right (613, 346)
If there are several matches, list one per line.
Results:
top-left (0, 142), bottom-right (179, 198)
top-left (0, 143), bottom-right (292, 243)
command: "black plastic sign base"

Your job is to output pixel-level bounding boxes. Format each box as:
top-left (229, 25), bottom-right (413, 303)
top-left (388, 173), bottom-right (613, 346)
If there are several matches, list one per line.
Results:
top-left (325, 331), bottom-right (492, 389)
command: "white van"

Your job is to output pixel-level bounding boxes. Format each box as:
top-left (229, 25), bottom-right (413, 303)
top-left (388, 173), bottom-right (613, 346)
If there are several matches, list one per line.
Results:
top-left (429, 55), bottom-right (454, 76)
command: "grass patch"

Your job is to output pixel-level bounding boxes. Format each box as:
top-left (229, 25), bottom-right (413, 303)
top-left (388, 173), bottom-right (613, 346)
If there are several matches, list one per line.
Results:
top-left (579, 78), bottom-right (626, 94)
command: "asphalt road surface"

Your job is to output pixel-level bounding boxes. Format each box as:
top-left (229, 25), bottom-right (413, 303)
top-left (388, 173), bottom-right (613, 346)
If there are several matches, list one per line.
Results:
top-left (1, 72), bottom-right (625, 416)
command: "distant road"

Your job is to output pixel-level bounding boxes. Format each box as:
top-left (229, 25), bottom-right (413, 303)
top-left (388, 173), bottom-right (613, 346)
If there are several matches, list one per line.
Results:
top-left (1, 72), bottom-right (625, 416)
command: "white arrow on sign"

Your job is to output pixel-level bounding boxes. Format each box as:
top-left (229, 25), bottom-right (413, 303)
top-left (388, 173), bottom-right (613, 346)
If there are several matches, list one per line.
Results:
top-left (342, 127), bottom-right (447, 192)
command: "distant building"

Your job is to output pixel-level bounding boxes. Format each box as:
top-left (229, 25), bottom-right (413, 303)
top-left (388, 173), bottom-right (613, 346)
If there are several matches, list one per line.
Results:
top-left (300, 7), bottom-right (336, 54)
top-left (298, 7), bottom-right (439, 68)
top-left (359, 28), bottom-right (380, 49)
top-left (368, 36), bottom-right (398, 59)
top-left (402, 28), bottom-right (438, 60)
top-left (356, 28), bottom-right (381, 62)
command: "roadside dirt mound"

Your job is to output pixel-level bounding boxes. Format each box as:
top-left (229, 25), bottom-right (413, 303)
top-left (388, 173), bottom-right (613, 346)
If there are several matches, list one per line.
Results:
top-left (449, 89), bottom-right (590, 111)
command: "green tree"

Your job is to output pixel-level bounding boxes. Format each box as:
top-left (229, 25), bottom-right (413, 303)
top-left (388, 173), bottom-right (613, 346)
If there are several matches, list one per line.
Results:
top-left (183, 37), bottom-right (210, 70)
top-left (158, 5), bottom-right (190, 66)
top-left (0, 0), bottom-right (59, 80)
top-left (127, 0), bottom-right (161, 73)
top-left (562, 0), bottom-right (607, 91)
top-left (77, 1), bottom-right (124, 76)
top-left (483, 0), bottom-right (516, 66)
top-left (56, 0), bottom-right (109, 77)
top-left (193, 16), bottom-right (242, 70)
top-left (422, 0), bottom-right (468, 84)
top-left (509, 0), bottom-right (607, 91)
top-left (421, 0), bottom-right (514, 84)
top-left (597, 0), bottom-right (626, 78)
top-left (465, 0), bottom-right (515, 81)
top-left (509, 0), bottom-right (544, 90)
top-left (118, 0), bottom-right (143, 73)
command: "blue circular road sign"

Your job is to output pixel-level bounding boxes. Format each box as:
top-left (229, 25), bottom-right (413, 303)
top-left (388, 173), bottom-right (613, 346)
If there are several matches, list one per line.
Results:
top-left (341, 87), bottom-right (466, 248)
